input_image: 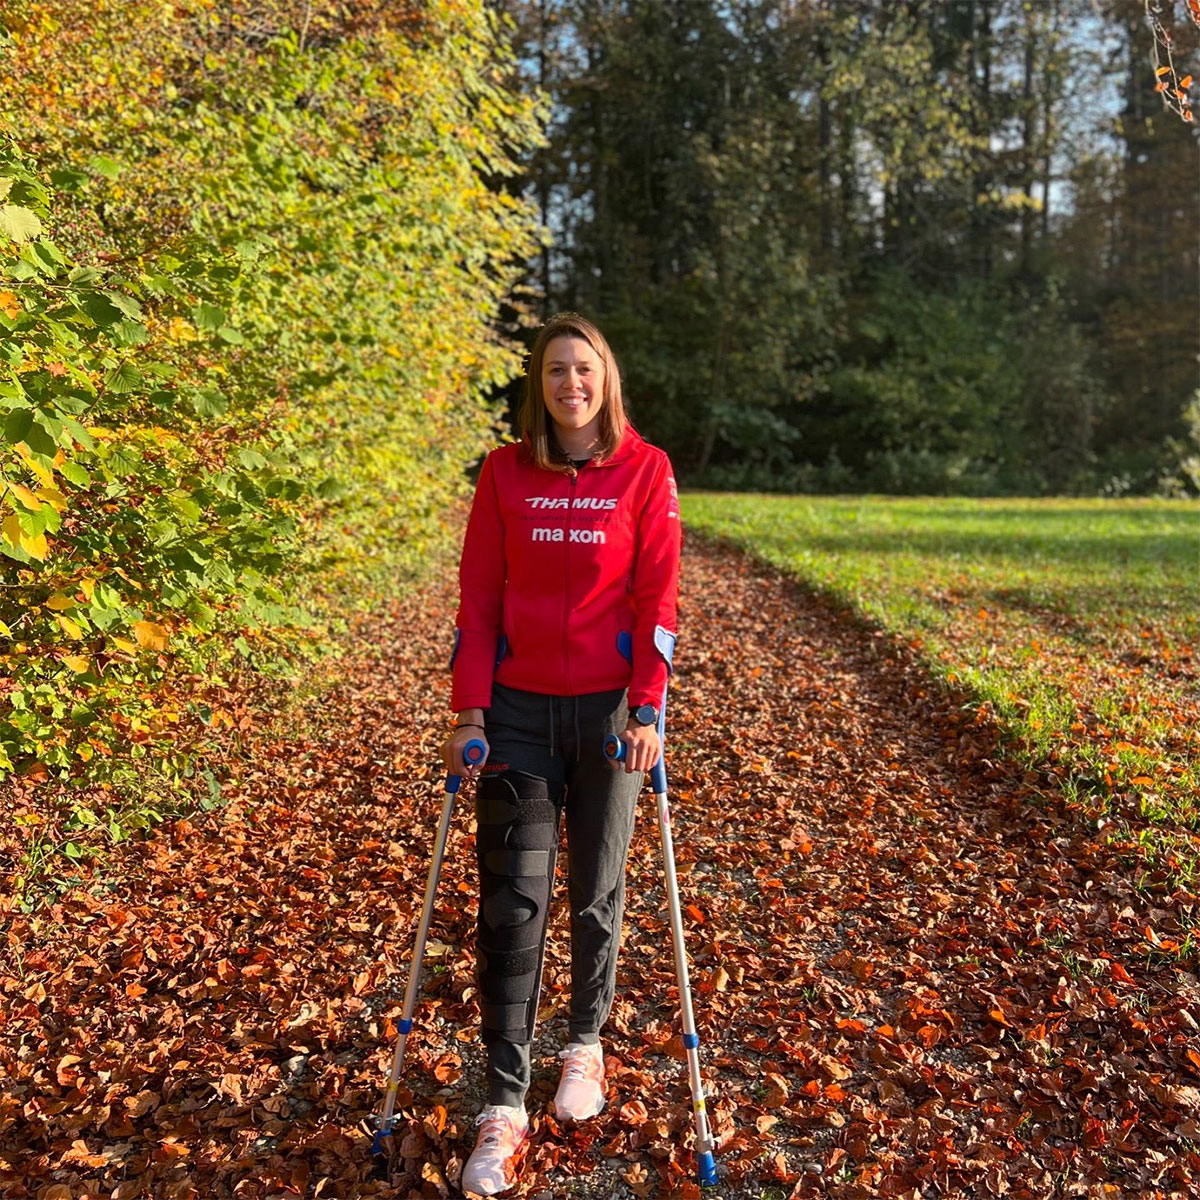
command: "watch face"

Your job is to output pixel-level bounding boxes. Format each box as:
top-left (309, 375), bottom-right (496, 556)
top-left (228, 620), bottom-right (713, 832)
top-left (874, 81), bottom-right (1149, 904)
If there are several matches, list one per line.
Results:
top-left (635, 704), bottom-right (657, 725)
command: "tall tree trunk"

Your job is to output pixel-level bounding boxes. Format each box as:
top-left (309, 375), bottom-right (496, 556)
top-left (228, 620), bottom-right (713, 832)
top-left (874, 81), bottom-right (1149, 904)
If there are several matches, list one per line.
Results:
top-left (976, 0), bottom-right (993, 280)
top-left (1019, 2), bottom-right (1036, 279)
top-left (537, 0), bottom-right (552, 304)
top-left (817, 10), bottom-right (834, 261)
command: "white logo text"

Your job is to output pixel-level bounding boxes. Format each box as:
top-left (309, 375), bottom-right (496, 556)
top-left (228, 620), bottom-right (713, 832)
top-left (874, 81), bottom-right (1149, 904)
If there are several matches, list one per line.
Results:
top-left (526, 496), bottom-right (617, 511)
top-left (531, 527), bottom-right (608, 544)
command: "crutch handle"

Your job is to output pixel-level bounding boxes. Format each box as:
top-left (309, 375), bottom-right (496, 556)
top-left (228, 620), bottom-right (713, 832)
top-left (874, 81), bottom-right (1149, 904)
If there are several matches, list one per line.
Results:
top-left (603, 733), bottom-right (667, 793)
top-left (447, 737), bottom-right (486, 793)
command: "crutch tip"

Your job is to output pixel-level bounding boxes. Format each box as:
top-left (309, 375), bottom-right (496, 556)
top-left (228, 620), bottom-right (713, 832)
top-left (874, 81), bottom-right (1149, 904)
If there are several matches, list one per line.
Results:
top-left (370, 1128), bottom-right (392, 1157)
top-left (697, 1151), bottom-right (719, 1186)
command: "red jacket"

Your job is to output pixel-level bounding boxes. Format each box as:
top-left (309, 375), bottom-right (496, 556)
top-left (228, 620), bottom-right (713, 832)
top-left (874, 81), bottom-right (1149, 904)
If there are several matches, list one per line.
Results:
top-left (452, 425), bottom-right (681, 711)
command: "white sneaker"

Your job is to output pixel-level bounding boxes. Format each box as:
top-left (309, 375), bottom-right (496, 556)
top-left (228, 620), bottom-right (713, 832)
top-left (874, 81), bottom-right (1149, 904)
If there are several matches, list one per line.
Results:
top-left (461, 1104), bottom-right (529, 1196)
top-left (553, 1041), bottom-right (605, 1121)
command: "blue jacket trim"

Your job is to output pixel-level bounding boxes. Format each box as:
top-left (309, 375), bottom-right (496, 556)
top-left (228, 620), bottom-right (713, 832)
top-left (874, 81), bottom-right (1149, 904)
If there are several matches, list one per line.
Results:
top-left (450, 631), bottom-right (508, 671)
top-left (654, 625), bottom-right (676, 674)
top-left (617, 630), bottom-right (633, 665)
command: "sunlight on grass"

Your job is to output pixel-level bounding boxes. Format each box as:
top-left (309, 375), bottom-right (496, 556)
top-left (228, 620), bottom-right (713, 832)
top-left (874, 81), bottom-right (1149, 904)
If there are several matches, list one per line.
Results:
top-left (682, 493), bottom-right (1200, 856)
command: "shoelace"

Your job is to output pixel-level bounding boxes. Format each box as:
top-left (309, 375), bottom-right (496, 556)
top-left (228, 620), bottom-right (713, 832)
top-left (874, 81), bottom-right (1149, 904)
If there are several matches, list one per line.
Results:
top-left (474, 1109), bottom-right (519, 1146)
top-left (560, 1047), bottom-right (599, 1083)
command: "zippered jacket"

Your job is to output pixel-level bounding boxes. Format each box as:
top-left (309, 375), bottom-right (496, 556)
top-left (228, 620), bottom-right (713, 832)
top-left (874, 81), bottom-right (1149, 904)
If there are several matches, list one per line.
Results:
top-left (451, 425), bottom-right (681, 711)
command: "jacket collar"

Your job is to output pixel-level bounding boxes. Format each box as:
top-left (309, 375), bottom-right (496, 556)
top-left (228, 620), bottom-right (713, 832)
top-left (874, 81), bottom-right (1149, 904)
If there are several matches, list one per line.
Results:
top-left (589, 423), bottom-right (644, 468)
top-left (518, 422), bottom-right (647, 469)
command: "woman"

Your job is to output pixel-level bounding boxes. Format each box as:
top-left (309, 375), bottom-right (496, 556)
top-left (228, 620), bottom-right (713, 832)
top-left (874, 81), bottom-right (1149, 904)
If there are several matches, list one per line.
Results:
top-left (441, 312), bottom-right (681, 1195)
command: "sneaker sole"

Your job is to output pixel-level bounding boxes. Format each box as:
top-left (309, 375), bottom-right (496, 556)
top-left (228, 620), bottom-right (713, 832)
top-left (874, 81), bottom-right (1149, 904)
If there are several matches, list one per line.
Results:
top-left (552, 1098), bottom-right (606, 1122)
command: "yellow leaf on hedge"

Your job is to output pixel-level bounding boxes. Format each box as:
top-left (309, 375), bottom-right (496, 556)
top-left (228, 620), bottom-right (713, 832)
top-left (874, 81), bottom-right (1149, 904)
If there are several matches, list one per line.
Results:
top-left (0, 290), bottom-right (20, 317)
top-left (14, 445), bottom-right (53, 486)
top-left (2, 513), bottom-right (21, 546)
top-left (79, 578), bottom-right (95, 601)
top-left (21, 531), bottom-right (48, 561)
top-left (56, 614), bottom-right (83, 639)
top-left (46, 592), bottom-right (75, 611)
top-left (9, 483), bottom-right (40, 511)
top-left (76, 743), bottom-right (94, 762)
top-left (36, 486), bottom-right (68, 512)
top-left (133, 620), bottom-right (168, 651)
top-left (61, 654), bottom-right (90, 673)
top-left (111, 636), bottom-right (137, 653)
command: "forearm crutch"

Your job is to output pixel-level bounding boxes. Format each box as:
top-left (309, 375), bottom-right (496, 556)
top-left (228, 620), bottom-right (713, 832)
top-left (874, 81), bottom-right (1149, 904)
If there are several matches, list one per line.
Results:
top-left (605, 703), bottom-right (719, 1187)
top-left (371, 737), bottom-right (486, 1156)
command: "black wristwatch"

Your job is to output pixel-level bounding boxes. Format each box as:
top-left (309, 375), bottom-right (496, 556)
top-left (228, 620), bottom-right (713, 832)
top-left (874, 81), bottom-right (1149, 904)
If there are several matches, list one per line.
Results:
top-left (628, 703), bottom-right (659, 727)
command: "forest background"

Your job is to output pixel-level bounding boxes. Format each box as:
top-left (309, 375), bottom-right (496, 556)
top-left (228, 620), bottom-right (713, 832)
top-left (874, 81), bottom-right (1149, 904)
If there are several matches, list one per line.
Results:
top-left (0, 0), bottom-right (1197, 877)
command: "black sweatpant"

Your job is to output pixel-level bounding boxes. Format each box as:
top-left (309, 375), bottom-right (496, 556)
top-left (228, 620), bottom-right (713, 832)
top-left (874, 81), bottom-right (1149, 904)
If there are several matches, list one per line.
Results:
top-left (475, 682), bottom-right (643, 1108)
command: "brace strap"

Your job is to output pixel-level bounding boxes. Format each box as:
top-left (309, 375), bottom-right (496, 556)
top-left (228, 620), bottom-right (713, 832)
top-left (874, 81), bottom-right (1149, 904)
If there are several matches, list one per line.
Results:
top-left (481, 1000), bottom-right (528, 1030)
top-left (483, 848), bottom-right (550, 877)
top-left (478, 943), bottom-right (541, 977)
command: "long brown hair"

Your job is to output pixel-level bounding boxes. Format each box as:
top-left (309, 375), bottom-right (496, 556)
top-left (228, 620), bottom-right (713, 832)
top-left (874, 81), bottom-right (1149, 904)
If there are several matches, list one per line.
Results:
top-left (519, 312), bottom-right (627, 472)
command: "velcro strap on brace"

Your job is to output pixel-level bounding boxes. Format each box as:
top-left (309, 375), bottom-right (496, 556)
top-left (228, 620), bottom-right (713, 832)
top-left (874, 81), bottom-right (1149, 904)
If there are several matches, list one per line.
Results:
top-left (481, 1000), bottom-right (528, 1033)
top-left (484, 848), bottom-right (550, 878)
top-left (476, 788), bottom-right (516, 825)
top-left (479, 944), bottom-right (541, 978)
top-left (476, 789), bottom-right (557, 827)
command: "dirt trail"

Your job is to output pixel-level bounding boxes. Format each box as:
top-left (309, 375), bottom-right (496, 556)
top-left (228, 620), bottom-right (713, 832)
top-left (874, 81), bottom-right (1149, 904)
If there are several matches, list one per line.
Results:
top-left (3, 537), bottom-right (1197, 1200)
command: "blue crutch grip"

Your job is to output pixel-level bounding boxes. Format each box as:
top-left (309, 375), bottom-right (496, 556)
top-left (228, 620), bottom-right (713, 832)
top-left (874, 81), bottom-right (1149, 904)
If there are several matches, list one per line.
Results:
top-left (603, 733), bottom-right (668, 793)
top-left (649, 757), bottom-right (668, 795)
top-left (604, 729), bottom-right (672, 796)
top-left (447, 737), bottom-right (486, 793)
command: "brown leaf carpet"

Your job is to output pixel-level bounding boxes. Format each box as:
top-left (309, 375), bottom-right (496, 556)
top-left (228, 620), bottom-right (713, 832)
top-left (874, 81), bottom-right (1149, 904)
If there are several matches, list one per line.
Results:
top-left (3, 536), bottom-right (1198, 1199)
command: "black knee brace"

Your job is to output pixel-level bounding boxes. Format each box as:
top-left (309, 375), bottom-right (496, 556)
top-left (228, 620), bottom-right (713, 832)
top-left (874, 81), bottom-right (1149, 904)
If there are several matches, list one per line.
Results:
top-left (474, 770), bottom-right (561, 1043)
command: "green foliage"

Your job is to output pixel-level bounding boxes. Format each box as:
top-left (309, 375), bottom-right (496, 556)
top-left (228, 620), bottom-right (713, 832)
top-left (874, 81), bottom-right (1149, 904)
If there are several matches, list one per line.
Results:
top-left (803, 273), bottom-right (1025, 494)
top-left (0, 0), bottom-right (543, 805)
top-left (787, 271), bottom-right (1114, 496)
top-left (1158, 392), bottom-right (1200, 496)
top-left (507, 0), bottom-right (1197, 496)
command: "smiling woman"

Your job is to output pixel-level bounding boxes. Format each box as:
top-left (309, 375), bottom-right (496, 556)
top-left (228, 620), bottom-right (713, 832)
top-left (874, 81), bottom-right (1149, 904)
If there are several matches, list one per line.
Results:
top-left (440, 311), bottom-right (682, 1195)
top-left (519, 313), bottom-right (627, 472)
top-left (542, 335), bottom-right (604, 451)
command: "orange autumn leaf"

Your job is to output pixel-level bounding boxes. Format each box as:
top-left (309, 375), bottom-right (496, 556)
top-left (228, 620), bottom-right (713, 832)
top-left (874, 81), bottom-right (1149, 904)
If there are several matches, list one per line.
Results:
top-left (132, 620), bottom-right (169, 651)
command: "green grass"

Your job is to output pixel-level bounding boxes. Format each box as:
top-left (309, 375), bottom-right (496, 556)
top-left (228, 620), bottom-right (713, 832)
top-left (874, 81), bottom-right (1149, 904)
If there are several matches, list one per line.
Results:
top-left (682, 494), bottom-right (1200, 872)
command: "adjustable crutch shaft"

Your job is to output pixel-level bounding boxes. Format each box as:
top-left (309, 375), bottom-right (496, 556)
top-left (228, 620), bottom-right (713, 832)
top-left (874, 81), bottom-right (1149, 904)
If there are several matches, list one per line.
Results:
top-left (655, 784), bottom-right (718, 1181)
top-left (605, 731), bottom-right (719, 1186)
top-left (372, 738), bottom-right (486, 1155)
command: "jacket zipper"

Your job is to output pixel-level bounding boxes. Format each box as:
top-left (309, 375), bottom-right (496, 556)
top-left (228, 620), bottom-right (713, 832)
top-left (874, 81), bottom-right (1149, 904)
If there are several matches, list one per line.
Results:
top-left (563, 469), bottom-right (576, 694)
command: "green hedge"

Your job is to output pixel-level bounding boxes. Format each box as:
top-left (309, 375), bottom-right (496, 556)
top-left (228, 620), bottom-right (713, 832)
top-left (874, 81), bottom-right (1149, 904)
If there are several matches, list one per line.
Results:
top-left (0, 2), bottom-right (543, 812)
